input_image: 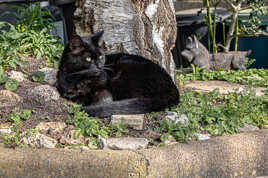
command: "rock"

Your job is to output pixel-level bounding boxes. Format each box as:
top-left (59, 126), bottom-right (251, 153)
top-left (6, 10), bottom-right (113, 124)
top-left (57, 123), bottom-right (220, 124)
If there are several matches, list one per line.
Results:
top-left (0, 90), bottom-right (21, 107)
top-left (183, 80), bottom-right (266, 96)
top-left (59, 135), bottom-right (83, 145)
top-left (238, 87), bottom-right (244, 93)
top-left (8, 71), bottom-right (25, 82)
top-left (64, 145), bottom-right (90, 150)
top-left (177, 114), bottom-right (188, 124)
top-left (99, 137), bottom-right (149, 150)
top-left (22, 133), bottom-right (57, 148)
top-left (36, 122), bottom-right (67, 141)
top-left (36, 122), bottom-right (67, 134)
top-left (39, 67), bottom-right (58, 86)
top-left (196, 134), bottom-right (211, 141)
top-left (80, 146), bottom-right (90, 150)
top-left (144, 130), bottom-right (161, 140)
top-left (111, 114), bottom-right (144, 130)
top-left (165, 112), bottom-right (177, 121)
top-left (166, 112), bottom-right (188, 124)
top-left (164, 134), bottom-right (177, 145)
top-left (59, 128), bottom-right (85, 145)
top-left (256, 92), bottom-right (262, 97)
top-left (26, 85), bottom-right (60, 103)
top-left (0, 123), bottom-right (12, 134)
top-left (239, 124), bottom-right (259, 132)
top-left (59, 137), bottom-right (69, 145)
top-left (245, 75), bottom-right (265, 81)
top-left (237, 87), bottom-right (263, 97)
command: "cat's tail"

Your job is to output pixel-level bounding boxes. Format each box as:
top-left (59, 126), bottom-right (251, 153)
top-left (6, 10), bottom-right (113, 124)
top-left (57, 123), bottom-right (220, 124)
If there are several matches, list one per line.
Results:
top-left (81, 97), bottom-right (179, 118)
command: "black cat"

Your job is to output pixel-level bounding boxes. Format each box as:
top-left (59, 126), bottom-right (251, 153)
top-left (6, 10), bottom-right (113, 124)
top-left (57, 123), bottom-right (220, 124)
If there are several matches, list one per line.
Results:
top-left (57, 31), bottom-right (179, 117)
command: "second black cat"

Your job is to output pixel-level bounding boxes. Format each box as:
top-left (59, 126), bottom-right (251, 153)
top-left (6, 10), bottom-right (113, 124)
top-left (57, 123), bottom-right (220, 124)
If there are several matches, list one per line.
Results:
top-left (57, 31), bottom-right (179, 117)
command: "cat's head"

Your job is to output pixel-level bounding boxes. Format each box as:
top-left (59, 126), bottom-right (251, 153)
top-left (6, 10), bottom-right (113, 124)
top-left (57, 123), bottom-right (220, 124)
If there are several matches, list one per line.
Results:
top-left (231, 50), bottom-right (251, 71)
top-left (68, 31), bottom-right (106, 68)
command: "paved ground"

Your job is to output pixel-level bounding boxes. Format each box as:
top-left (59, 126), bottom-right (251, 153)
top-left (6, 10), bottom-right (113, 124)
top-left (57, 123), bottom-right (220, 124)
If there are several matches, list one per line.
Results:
top-left (183, 80), bottom-right (266, 96)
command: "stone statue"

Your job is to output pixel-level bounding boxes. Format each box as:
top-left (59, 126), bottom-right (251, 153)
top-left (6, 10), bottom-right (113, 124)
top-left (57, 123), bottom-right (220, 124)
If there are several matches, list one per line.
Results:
top-left (181, 35), bottom-right (251, 71)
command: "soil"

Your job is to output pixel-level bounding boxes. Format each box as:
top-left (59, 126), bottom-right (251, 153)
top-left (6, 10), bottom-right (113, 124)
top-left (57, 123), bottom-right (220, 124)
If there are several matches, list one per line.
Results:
top-left (1, 57), bottom-right (265, 148)
top-left (0, 57), bottom-right (168, 143)
top-left (0, 57), bottom-right (70, 132)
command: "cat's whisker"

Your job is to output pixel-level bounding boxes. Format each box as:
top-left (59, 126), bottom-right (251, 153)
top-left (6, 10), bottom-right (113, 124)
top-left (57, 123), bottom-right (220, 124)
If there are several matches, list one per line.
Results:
top-left (103, 67), bottom-right (113, 71)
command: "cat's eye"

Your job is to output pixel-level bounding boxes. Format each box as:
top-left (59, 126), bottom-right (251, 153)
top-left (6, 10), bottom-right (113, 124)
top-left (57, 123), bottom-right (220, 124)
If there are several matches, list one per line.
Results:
top-left (99, 56), bottom-right (102, 60)
top-left (86, 57), bottom-right (92, 62)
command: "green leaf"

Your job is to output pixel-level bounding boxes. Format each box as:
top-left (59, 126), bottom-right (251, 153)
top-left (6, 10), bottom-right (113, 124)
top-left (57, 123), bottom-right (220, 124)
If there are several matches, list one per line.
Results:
top-left (160, 133), bottom-right (170, 142)
top-left (21, 109), bottom-right (32, 120)
top-left (0, 66), bottom-right (3, 75)
top-left (5, 79), bottom-right (18, 91)
top-left (74, 130), bottom-right (81, 139)
top-left (0, 74), bottom-right (8, 84)
top-left (32, 71), bottom-right (45, 83)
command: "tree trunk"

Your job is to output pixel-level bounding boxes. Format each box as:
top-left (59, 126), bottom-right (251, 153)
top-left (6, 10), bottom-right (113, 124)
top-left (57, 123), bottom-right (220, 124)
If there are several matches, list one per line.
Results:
top-left (73, 0), bottom-right (177, 80)
top-left (225, 11), bottom-right (239, 52)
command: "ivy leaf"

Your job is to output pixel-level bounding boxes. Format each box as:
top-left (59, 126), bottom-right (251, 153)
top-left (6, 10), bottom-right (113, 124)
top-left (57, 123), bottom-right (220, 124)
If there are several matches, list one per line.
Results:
top-left (32, 71), bottom-right (45, 83)
top-left (0, 75), bottom-right (9, 84)
top-left (21, 109), bottom-right (32, 120)
top-left (0, 66), bottom-right (3, 75)
top-left (5, 79), bottom-right (19, 91)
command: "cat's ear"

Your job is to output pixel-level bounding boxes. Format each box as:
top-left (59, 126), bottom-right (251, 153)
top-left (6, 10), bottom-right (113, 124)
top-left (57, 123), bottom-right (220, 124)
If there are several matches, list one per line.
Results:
top-left (69, 35), bottom-right (85, 54)
top-left (91, 31), bottom-right (104, 47)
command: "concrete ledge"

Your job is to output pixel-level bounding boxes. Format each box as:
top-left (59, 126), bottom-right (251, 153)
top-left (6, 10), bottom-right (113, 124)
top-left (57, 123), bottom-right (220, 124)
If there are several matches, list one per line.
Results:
top-left (0, 130), bottom-right (268, 177)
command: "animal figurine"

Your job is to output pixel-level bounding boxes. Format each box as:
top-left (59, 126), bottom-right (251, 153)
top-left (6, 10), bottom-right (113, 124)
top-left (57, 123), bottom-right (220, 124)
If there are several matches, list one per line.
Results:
top-left (181, 35), bottom-right (251, 71)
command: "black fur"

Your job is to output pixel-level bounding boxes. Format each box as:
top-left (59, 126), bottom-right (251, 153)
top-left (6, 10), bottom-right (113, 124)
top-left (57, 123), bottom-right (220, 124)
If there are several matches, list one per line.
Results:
top-left (57, 31), bottom-right (179, 117)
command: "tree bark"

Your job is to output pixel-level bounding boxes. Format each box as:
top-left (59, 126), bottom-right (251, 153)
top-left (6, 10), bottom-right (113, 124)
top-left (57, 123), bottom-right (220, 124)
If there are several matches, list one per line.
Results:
top-left (224, 10), bottom-right (239, 52)
top-left (73, 0), bottom-right (177, 80)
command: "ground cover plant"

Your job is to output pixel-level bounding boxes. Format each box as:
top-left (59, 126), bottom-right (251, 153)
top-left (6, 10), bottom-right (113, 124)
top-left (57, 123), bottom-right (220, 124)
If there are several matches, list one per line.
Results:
top-left (1, 55), bottom-right (268, 148)
top-left (13, 2), bottom-right (55, 32)
top-left (2, 86), bottom-right (267, 148)
top-left (0, 2), bottom-right (267, 150)
top-left (65, 104), bottom-right (128, 148)
top-left (0, 66), bottom-right (19, 91)
top-left (1, 104), bottom-right (129, 149)
top-left (177, 65), bottom-right (268, 87)
top-left (1, 62), bottom-right (268, 149)
top-left (203, 0), bottom-right (267, 53)
top-left (66, 86), bottom-right (268, 145)
top-left (149, 87), bottom-right (268, 143)
top-left (1, 108), bottom-right (36, 147)
top-left (168, 65), bottom-right (268, 143)
top-left (0, 2), bottom-right (63, 71)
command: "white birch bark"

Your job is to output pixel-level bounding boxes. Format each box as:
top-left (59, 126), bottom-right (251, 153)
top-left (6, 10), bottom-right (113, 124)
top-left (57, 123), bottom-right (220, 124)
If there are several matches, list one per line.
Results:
top-left (73, 0), bottom-right (177, 80)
